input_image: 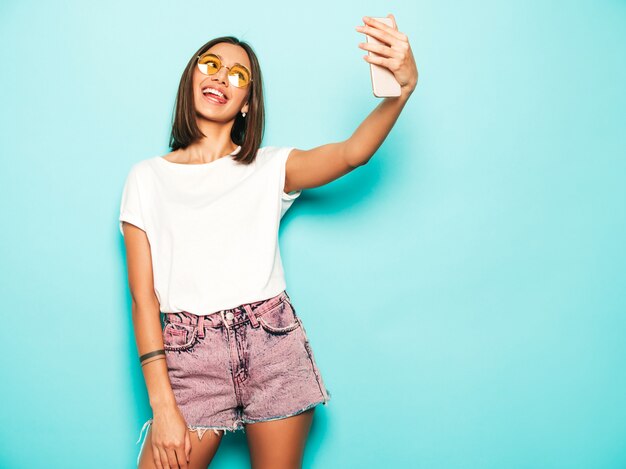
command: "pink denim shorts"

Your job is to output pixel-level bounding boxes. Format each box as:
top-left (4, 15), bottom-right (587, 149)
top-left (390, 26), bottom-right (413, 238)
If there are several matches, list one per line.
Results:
top-left (136, 290), bottom-right (331, 452)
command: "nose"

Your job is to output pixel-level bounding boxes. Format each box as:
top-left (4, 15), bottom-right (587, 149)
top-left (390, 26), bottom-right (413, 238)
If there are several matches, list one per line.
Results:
top-left (213, 65), bottom-right (229, 86)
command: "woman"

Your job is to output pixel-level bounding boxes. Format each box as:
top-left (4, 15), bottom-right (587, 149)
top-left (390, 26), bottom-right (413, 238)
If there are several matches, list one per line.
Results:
top-left (120, 14), bottom-right (417, 469)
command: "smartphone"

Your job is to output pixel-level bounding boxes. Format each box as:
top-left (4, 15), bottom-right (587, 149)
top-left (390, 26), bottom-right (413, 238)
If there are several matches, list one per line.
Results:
top-left (365, 16), bottom-right (402, 97)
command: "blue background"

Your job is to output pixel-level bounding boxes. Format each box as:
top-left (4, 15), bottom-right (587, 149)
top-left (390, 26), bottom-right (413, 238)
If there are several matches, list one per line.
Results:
top-left (1, 0), bottom-right (625, 467)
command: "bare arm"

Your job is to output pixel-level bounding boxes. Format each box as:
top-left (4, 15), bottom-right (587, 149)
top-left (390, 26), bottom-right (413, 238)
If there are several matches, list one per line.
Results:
top-left (122, 222), bottom-right (191, 468)
top-left (123, 221), bottom-right (176, 409)
top-left (284, 13), bottom-right (418, 193)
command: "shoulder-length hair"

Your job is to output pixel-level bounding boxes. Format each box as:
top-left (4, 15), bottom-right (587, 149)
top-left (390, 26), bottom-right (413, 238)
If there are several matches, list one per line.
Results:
top-left (168, 36), bottom-right (264, 165)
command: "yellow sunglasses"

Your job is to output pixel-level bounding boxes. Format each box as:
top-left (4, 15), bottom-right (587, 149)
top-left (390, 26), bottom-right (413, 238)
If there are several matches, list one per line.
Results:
top-left (196, 53), bottom-right (253, 88)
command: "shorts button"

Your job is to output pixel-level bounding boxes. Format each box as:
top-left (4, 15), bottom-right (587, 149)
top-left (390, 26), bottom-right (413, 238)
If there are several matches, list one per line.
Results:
top-left (225, 312), bottom-right (234, 320)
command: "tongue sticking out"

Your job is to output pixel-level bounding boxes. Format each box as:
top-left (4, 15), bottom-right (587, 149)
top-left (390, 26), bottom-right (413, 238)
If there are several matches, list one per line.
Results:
top-left (206, 93), bottom-right (227, 104)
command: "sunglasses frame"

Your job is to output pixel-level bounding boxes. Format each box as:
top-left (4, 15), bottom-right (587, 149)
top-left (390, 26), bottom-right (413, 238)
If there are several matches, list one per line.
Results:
top-left (196, 53), bottom-right (254, 88)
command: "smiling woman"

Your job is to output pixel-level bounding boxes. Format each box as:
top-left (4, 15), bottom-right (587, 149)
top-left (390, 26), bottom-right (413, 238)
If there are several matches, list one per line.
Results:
top-left (120, 36), bottom-right (329, 469)
top-left (167, 37), bottom-right (265, 165)
top-left (120, 15), bottom-right (417, 468)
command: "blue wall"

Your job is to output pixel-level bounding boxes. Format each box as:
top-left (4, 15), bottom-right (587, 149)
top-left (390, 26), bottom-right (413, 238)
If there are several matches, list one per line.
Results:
top-left (1, 0), bottom-right (625, 467)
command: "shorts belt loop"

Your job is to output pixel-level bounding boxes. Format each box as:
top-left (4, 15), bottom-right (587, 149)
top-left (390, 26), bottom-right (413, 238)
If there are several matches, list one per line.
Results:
top-left (197, 315), bottom-right (205, 338)
top-left (220, 310), bottom-right (230, 329)
top-left (243, 304), bottom-right (260, 328)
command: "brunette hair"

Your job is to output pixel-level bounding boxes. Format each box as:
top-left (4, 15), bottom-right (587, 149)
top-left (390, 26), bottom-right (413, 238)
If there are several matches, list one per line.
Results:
top-left (168, 36), bottom-right (264, 165)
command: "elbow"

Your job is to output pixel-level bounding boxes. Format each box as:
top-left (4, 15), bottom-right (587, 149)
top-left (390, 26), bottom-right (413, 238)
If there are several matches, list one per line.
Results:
top-left (348, 156), bottom-right (371, 168)
top-left (344, 152), bottom-right (371, 168)
top-left (342, 142), bottom-right (372, 168)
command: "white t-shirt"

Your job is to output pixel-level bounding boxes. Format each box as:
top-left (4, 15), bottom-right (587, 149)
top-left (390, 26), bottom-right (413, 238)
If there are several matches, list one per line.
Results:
top-left (118, 145), bottom-right (302, 315)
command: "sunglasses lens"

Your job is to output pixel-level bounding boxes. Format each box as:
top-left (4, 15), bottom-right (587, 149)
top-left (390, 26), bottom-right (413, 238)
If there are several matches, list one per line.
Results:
top-left (228, 65), bottom-right (251, 88)
top-left (198, 54), bottom-right (220, 75)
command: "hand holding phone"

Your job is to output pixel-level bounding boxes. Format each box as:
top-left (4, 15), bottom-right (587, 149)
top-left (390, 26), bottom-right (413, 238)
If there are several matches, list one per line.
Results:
top-left (363, 16), bottom-right (402, 97)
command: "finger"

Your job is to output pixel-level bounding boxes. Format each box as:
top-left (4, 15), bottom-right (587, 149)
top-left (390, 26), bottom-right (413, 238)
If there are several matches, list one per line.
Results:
top-left (387, 13), bottom-right (398, 30)
top-left (359, 41), bottom-right (401, 60)
top-left (166, 448), bottom-right (179, 469)
top-left (355, 23), bottom-right (388, 47)
top-left (356, 24), bottom-right (399, 48)
top-left (185, 432), bottom-right (192, 462)
top-left (152, 444), bottom-right (164, 469)
top-left (363, 53), bottom-right (392, 70)
top-left (159, 447), bottom-right (171, 469)
top-left (361, 16), bottom-right (404, 41)
top-left (176, 447), bottom-right (188, 469)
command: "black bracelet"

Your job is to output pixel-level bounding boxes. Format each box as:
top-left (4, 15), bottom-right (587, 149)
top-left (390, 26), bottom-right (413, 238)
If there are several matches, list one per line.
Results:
top-left (141, 356), bottom-right (165, 367)
top-left (139, 349), bottom-right (165, 363)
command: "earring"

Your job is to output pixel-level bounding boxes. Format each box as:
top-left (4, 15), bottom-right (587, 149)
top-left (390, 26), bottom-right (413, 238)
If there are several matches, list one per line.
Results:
top-left (241, 111), bottom-right (246, 117)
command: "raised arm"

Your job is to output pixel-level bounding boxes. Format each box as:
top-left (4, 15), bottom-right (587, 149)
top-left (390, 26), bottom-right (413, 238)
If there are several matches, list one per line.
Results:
top-left (284, 13), bottom-right (418, 194)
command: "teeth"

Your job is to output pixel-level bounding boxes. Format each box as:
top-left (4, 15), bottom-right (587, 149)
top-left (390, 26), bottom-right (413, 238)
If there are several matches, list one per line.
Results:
top-left (203, 88), bottom-right (226, 99)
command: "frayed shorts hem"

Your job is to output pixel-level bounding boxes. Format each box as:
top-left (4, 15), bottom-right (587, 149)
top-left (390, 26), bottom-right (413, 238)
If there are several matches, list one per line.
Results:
top-left (240, 397), bottom-right (330, 425)
top-left (187, 423), bottom-right (243, 440)
top-left (136, 397), bottom-right (330, 453)
top-left (136, 397), bottom-right (330, 466)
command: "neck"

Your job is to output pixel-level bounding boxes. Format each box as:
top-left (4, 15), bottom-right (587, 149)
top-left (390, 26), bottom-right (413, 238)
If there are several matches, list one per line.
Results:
top-left (182, 119), bottom-right (239, 163)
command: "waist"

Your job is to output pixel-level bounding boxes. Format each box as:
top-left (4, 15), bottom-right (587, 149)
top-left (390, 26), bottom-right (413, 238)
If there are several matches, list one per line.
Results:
top-left (162, 290), bottom-right (291, 328)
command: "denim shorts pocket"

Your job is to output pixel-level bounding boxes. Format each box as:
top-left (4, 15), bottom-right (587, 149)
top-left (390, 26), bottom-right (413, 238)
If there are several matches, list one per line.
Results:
top-left (257, 300), bottom-right (300, 335)
top-left (162, 322), bottom-right (198, 351)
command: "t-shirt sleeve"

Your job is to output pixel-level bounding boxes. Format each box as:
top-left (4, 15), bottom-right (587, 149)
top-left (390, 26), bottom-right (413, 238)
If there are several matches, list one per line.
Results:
top-left (276, 146), bottom-right (302, 219)
top-left (119, 164), bottom-right (146, 236)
